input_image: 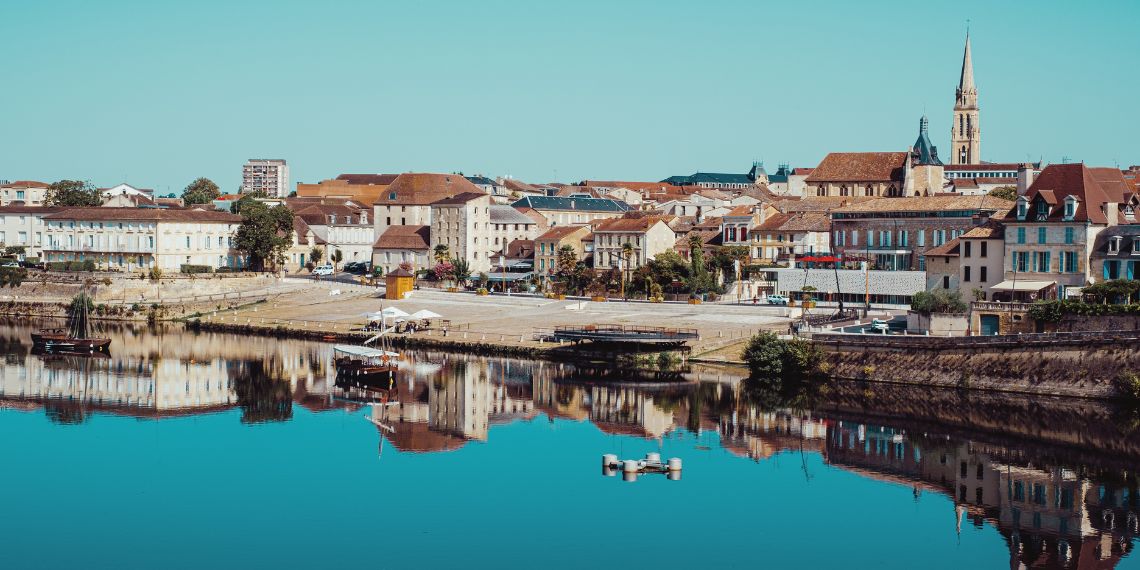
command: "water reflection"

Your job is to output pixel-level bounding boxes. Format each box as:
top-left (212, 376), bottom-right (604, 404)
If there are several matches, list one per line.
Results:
top-left (1, 319), bottom-right (1138, 568)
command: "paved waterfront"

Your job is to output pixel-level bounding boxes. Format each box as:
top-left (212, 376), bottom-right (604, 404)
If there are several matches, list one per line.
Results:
top-left (216, 282), bottom-right (793, 357)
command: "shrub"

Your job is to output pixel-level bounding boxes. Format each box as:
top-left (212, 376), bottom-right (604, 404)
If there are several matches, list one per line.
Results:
top-left (742, 332), bottom-right (787, 378)
top-left (180, 264), bottom-right (214, 274)
top-left (1114, 371), bottom-right (1140, 403)
top-left (45, 260), bottom-right (96, 272)
top-left (148, 266), bottom-right (163, 282)
top-left (911, 289), bottom-right (968, 314)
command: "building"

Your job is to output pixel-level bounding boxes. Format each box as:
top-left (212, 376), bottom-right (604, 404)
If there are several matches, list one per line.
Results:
top-left (950, 32), bottom-right (980, 165)
top-left (297, 174), bottom-right (398, 205)
top-left (661, 162), bottom-right (767, 189)
top-left (805, 152), bottom-right (910, 198)
top-left (488, 205), bottom-right (539, 255)
top-left (373, 173), bottom-right (480, 238)
top-left (372, 225), bottom-right (430, 275)
top-left (241, 159), bottom-right (289, 197)
top-left (767, 165), bottom-right (813, 197)
top-left (830, 195), bottom-right (1013, 271)
top-left (535, 225), bottom-right (591, 275)
top-left (591, 217), bottom-right (676, 270)
top-left (100, 183), bottom-right (154, 199)
top-left (291, 201), bottom-right (373, 264)
top-left (924, 239), bottom-right (961, 291)
top-left (958, 220), bottom-right (1005, 300)
top-left (0, 205), bottom-right (64, 260)
top-left (510, 195), bottom-right (630, 227)
top-left (1002, 163), bottom-right (1135, 299)
top-left (41, 208), bottom-right (242, 271)
top-left (750, 211), bottom-right (831, 262)
top-left (430, 192), bottom-right (493, 272)
top-left (0, 181), bottom-right (48, 206)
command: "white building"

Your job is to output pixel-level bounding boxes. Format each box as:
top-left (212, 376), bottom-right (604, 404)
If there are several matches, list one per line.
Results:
top-left (291, 201), bottom-right (373, 264)
top-left (430, 192), bottom-right (492, 273)
top-left (0, 180), bottom-right (49, 206)
top-left (488, 205), bottom-right (539, 255)
top-left (0, 206), bottom-right (63, 260)
top-left (592, 217), bottom-right (676, 270)
top-left (100, 183), bottom-right (154, 199)
top-left (42, 207), bottom-right (243, 271)
top-left (242, 159), bottom-right (290, 197)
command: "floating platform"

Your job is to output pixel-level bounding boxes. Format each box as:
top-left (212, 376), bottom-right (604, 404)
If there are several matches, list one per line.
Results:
top-left (553, 324), bottom-right (699, 346)
top-left (602, 452), bottom-right (682, 482)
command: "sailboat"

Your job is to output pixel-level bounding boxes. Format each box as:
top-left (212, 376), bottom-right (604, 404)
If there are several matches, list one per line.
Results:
top-left (333, 306), bottom-right (400, 384)
top-left (31, 289), bottom-right (111, 353)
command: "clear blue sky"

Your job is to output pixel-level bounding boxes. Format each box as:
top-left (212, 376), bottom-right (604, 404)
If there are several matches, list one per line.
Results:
top-left (3, 0), bottom-right (1137, 194)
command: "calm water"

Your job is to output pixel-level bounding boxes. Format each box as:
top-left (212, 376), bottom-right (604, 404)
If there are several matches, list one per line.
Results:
top-left (1, 319), bottom-right (1138, 569)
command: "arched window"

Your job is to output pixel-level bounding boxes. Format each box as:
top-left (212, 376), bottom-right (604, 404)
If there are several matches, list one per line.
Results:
top-left (966, 115), bottom-right (972, 136)
top-left (865, 185), bottom-right (874, 196)
top-left (817, 185), bottom-right (825, 196)
top-left (840, 185), bottom-right (848, 197)
top-left (959, 114), bottom-right (964, 136)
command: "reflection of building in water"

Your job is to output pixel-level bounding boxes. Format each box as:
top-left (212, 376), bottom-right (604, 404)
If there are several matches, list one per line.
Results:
top-left (717, 408), bottom-right (828, 462)
top-left (590, 386), bottom-right (675, 439)
top-left (827, 421), bottom-right (1136, 568)
top-left (533, 373), bottom-right (590, 421)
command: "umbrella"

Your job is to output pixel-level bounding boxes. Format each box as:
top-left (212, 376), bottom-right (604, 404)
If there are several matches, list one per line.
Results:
top-left (409, 309), bottom-right (442, 319)
top-left (379, 307), bottom-right (410, 318)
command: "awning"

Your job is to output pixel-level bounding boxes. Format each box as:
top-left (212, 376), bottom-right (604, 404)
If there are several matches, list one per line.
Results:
top-left (487, 272), bottom-right (533, 282)
top-left (333, 345), bottom-right (399, 358)
top-left (991, 280), bottom-right (1056, 292)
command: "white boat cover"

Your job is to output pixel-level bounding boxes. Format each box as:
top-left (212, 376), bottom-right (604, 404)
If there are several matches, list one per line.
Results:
top-left (333, 345), bottom-right (399, 358)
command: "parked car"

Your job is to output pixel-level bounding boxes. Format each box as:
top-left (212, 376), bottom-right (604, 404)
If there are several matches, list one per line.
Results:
top-left (312, 264), bottom-right (334, 276)
top-left (345, 261), bottom-right (371, 274)
top-left (342, 261), bottom-right (360, 273)
top-left (765, 294), bottom-right (789, 306)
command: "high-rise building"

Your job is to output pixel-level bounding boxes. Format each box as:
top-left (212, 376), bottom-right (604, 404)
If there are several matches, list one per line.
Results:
top-left (241, 159), bottom-right (289, 197)
top-left (951, 32), bottom-right (980, 165)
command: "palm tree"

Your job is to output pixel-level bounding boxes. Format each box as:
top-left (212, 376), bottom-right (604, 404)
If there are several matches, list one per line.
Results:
top-left (433, 244), bottom-right (450, 265)
top-left (620, 242), bottom-right (634, 300)
top-left (309, 247), bottom-right (323, 266)
top-left (331, 249), bottom-right (343, 271)
top-left (450, 257), bottom-right (472, 288)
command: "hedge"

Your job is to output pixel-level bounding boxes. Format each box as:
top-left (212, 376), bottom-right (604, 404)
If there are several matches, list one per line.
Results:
top-left (180, 264), bottom-right (214, 274)
top-left (1027, 299), bottom-right (1140, 323)
top-left (46, 260), bottom-right (97, 272)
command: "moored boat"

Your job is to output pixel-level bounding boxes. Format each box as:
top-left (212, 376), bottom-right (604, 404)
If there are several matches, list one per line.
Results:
top-left (32, 288), bottom-right (111, 353)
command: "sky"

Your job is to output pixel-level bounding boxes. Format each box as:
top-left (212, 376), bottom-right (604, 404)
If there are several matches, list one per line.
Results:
top-left (2, 0), bottom-right (1138, 194)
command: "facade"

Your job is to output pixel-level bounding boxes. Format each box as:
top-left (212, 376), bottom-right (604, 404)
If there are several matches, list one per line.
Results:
top-left (0, 205), bottom-right (63, 259)
top-left (950, 33), bottom-right (980, 165)
top-left (830, 195), bottom-right (1013, 271)
top-left (534, 225), bottom-right (590, 275)
top-left (510, 195), bottom-right (630, 226)
top-left (242, 159), bottom-right (289, 197)
top-left (1003, 163), bottom-right (1135, 298)
top-left (750, 211), bottom-right (831, 262)
top-left (100, 183), bottom-right (153, 199)
top-left (372, 225), bottom-right (430, 276)
top-left (805, 152), bottom-right (910, 198)
top-left (719, 205), bottom-right (761, 250)
top-left (767, 165), bottom-right (812, 197)
top-left (41, 208), bottom-right (242, 271)
top-left (373, 173), bottom-right (480, 238)
top-left (297, 174), bottom-right (398, 205)
top-left (923, 239), bottom-right (961, 291)
top-left (0, 180), bottom-right (48, 206)
top-left (291, 201), bottom-right (373, 264)
top-left (430, 192), bottom-right (493, 273)
top-left (488, 205), bottom-right (539, 255)
top-left (958, 220), bottom-right (1005, 300)
top-left (1090, 225), bottom-right (1140, 281)
top-left (591, 217), bottom-right (676, 270)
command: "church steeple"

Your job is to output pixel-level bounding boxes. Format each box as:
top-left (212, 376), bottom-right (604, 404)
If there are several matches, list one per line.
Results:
top-left (951, 30), bottom-right (980, 165)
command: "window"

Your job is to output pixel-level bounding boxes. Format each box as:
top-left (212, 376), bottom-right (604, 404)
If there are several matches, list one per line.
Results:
top-left (964, 266), bottom-right (971, 282)
top-left (980, 266), bottom-right (987, 282)
top-left (1064, 200), bottom-right (1076, 219)
top-left (851, 231), bottom-right (858, 247)
top-left (900, 230), bottom-right (908, 247)
top-left (389, 192), bottom-right (397, 200)
top-left (1017, 200), bottom-right (1027, 219)
top-left (963, 241), bottom-right (971, 257)
top-left (1038, 227), bottom-right (1047, 244)
top-left (866, 230), bottom-right (873, 247)
top-left (1064, 227), bottom-right (1074, 244)
top-left (917, 230), bottom-right (925, 247)
top-left (942, 275), bottom-right (950, 289)
top-left (1017, 227), bottom-right (1026, 244)
top-left (1035, 251), bottom-right (1050, 272)
top-left (1110, 236), bottom-right (1123, 254)
top-left (1063, 251), bottom-right (1078, 273)
top-left (386, 217), bottom-right (391, 225)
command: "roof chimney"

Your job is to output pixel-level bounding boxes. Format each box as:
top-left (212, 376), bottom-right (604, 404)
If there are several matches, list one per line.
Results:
top-left (1017, 164), bottom-right (1034, 196)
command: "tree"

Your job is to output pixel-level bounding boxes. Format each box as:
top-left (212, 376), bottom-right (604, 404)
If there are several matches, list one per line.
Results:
top-left (620, 242), bottom-right (634, 299)
top-left (554, 245), bottom-right (583, 294)
top-left (450, 257), bottom-right (471, 287)
top-left (182, 177), bottom-right (221, 205)
top-left (45, 180), bottom-right (102, 207)
top-left (688, 234), bottom-right (712, 294)
top-left (232, 199), bottom-right (295, 272)
top-left (989, 186), bottom-right (1017, 201)
top-left (309, 247), bottom-right (324, 266)
top-left (433, 244), bottom-right (450, 265)
top-left (433, 261), bottom-right (455, 286)
top-left (910, 288), bottom-right (968, 314)
top-left (712, 245), bottom-right (750, 283)
top-left (331, 249), bottom-right (343, 271)
top-left (3, 245), bottom-right (26, 258)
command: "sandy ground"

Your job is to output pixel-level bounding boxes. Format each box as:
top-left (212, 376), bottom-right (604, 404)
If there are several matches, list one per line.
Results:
top-left (215, 281), bottom-right (792, 354)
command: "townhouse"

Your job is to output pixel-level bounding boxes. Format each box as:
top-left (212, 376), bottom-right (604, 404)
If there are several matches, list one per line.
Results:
top-left (535, 225), bottom-right (591, 275)
top-left (372, 225), bottom-right (431, 275)
top-left (511, 195), bottom-right (630, 227)
top-left (0, 205), bottom-right (64, 260)
top-left (291, 201), bottom-right (373, 264)
top-left (592, 217), bottom-right (676, 270)
top-left (0, 181), bottom-right (48, 206)
top-left (373, 173), bottom-right (481, 237)
top-left (430, 192), bottom-right (493, 272)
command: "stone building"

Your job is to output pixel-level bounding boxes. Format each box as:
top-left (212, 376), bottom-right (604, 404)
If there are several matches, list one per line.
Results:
top-left (750, 211), bottom-right (831, 262)
top-left (534, 225), bottom-right (591, 275)
top-left (373, 173), bottom-right (481, 238)
top-left (0, 205), bottom-right (63, 260)
top-left (805, 152), bottom-right (910, 198)
top-left (957, 219), bottom-right (1005, 300)
top-left (592, 217), bottom-right (676, 270)
top-left (371, 225), bottom-right (430, 276)
top-left (950, 32), bottom-right (980, 165)
top-left (829, 195), bottom-right (1012, 271)
top-left (430, 192), bottom-right (493, 273)
top-left (923, 239), bottom-right (961, 291)
top-left (291, 201), bottom-right (373, 265)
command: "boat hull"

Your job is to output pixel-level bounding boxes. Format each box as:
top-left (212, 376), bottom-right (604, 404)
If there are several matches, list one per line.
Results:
top-left (31, 331), bottom-right (111, 352)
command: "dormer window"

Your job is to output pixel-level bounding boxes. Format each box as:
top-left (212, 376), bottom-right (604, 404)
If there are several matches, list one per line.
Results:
top-left (389, 192), bottom-right (397, 200)
top-left (1063, 197), bottom-right (1077, 220)
top-left (1016, 198), bottom-right (1028, 220)
top-left (1035, 200), bottom-right (1049, 221)
top-left (1109, 236), bottom-right (1122, 255)
top-left (1126, 206), bottom-right (1136, 222)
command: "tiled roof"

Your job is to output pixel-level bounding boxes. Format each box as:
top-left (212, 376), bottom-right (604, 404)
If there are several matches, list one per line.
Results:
top-left (1090, 167), bottom-right (1136, 202)
top-left (373, 225), bottom-right (430, 250)
top-left (374, 173), bottom-right (481, 206)
top-left (792, 168), bottom-right (815, 176)
top-left (511, 195), bottom-right (631, 212)
top-left (776, 211), bottom-right (830, 233)
top-left (724, 205), bottom-right (754, 217)
top-left (960, 219), bottom-right (1005, 239)
top-left (943, 163), bottom-right (1036, 172)
top-left (924, 238), bottom-right (961, 257)
top-left (580, 181), bottom-right (689, 194)
top-left (489, 205), bottom-right (537, 224)
top-left (831, 195), bottom-right (1014, 215)
top-left (335, 174), bottom-right (399, 185)
top-left (0, 180), bottom-right (49, 188)
top-left (43, 207), bottom-right (241, 222)
top-left (536, 225), bottom-right (589, 242)
top-left (0, 205), bottom-right (65, 214)
top-left (431, 192), bottom-right (487, 206)
top-left (593, 217), bottom-right (669, 232)
top-left (804, 152), bottom-right (908, 183)
top-left (675, 228), bottom-right (723, 251)
top-left (491, 239), bottom-right (535, 259)
top-left (777, 196), bottom-right (873, 213)
top-left (500, 179), bottom-right (539, 192)
top-left (1021, 163), bottom-right (1122, 224)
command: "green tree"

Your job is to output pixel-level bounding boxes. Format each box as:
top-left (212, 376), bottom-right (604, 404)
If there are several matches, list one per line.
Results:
top-left (331, 249), bottom-right (343, 271)
top-left (988, 185), bottom-right (1017, 201)
top-left (182, 177), bottom-right (221, 205)
top-left (910, 288), bottom-right (968, 314)
top-left (45, 180), bottom-right (102, 207)
top-left (3, 245), bottom-right (26, 258)
top-left (309, 247), bottom-right (324, 267)
top-left (0, 266), bottom-right (26, 288)
top-left (712, 245), bottom-right (750, 283)
top-left (450, 257), bottom-right (471, 287)
top-left (433, 244), bottom-right (450, 265)
top-left (232, 199), bottom-right (295, 272)
top-left (688, 234), bottom-right (713, 294)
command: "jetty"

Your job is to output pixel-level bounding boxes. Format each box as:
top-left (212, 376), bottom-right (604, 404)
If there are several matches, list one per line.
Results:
top-left (552, 324), bottom-right (699, 346)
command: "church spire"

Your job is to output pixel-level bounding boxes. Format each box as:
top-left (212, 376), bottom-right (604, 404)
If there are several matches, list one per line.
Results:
top-left (956, 31), bottom-right (976, 105)
top-left (950, 29), bottom-right (980, 165)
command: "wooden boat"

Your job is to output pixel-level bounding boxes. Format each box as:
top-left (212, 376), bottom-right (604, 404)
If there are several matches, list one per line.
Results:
top-left (32, 288), bottom-right (111, 353)
top-left (334, 344), bottom-right (399, 383)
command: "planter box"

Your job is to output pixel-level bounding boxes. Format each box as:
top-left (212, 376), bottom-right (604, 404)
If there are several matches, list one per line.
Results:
top-left (557, 294), bottom-right (566, 300)
top-left (651, 297), bottom-right (663, 303)
top-left (591, 296), bottom-right (607, 302)
top-left (476, 291), bottom-right (489, 296)
top-left (688, 299), bottom-right (702, 305)
top-left (447, 287), bottom-right (459, 292)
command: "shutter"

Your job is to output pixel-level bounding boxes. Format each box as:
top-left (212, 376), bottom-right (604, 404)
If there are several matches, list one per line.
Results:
top-left (1104, 262), bottom-right (1111, 280)
top-left (1129, 261), bottom-right (1136, 280)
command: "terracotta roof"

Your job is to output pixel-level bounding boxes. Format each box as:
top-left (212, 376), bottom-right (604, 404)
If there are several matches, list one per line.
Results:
top-left (374, 173), bottom-right (481, 206)
top-left (0, 180), bottom-right (49, 188)
top-left (960, 219), bottom-right (1005, 239)
top-left (943, 163), bottom-right (1031, 172)
top-left (536, 225), bottom-right (589, 241)
top-left (924, 238), bottom-right (961, 257)
top-left (792, 168), bottom-right (815, 175)
top-left (831, 195), bottom-right (1014, 215)
top-left (492, 239), bottom-right (535, 259)
top-left (775, 211), bottom-right (830, 232)
top-left (724, 205), bottom-right (755, 217)
top-left (0, 205), bottom-right (65, 214)
top-left (335, 174), bottom-right (399, 185)
top-left (804, 152), bottom-right (908, 183)
top-left (581, 181), bottom-right (690, 194)
top-left (293, 203), bottom-right (368, 226)
top-left (43, 207), bottom-right (241, 222)
top-left (500, 179), bottom-right (539, 193)
top-left (386, 268), bottom-right (415, 277)
top-left (431, 192), bottom-right (487, 206)
top-left (1090, 167), bottom-right (1136, 202)
top-left (754, 212), bottom-right (791, 231)
top-left (777, 196), bottom-right (872, 213)
top-left (373, 225), bottom-right (430, 250)
top-left (1021, 163), bottom-right (1119, 224)
top-left (950, 179), bottom-right (979, 189)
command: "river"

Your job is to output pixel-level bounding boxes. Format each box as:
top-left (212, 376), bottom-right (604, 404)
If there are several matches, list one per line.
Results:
top-left (0, 319), bottom-right (1137, 569)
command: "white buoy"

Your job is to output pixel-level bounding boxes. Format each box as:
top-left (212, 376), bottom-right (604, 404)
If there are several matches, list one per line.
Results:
top-left (667, 457), bottom-right (683, 471)
top-left (602, 454), bottom-right (618, 466)
top-left (622, 460), bottom-right (640, 473)
top-left (667, 470), bottom-right (682, 481)
top-left (645, 452), bottom-right (661, 464)
top-left (622, 471), bottom-right (638, 483)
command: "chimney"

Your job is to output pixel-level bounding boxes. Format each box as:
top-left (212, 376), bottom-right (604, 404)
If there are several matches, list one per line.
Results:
top-left (1017, 164), bottom-right (1034, 196)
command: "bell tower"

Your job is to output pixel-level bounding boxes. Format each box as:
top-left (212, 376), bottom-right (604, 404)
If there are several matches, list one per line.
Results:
top-left (951, 31), bottom-right (980, 165)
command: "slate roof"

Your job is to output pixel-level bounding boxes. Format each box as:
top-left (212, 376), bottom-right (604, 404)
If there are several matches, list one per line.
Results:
top-left (373, 225), bottom-right (430, 250)
top-left (661, 172), bottom-right (754, 185)
top-left (805, 152), bottom-right (908, 183)
top-left (489, 205), bottom-right (537, 224)
top-left (464, 176), bottom-right (497, 186)
top-left (1090, 225), bottom-right (1140, 258)
top-left (511, 195), bottom-right (631, 212)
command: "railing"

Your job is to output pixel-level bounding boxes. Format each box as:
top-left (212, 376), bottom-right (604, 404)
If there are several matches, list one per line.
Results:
top-left (811, 329), bottom-right (1140, 350)
top-left (971, 301), bottom-right (1034, 312)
